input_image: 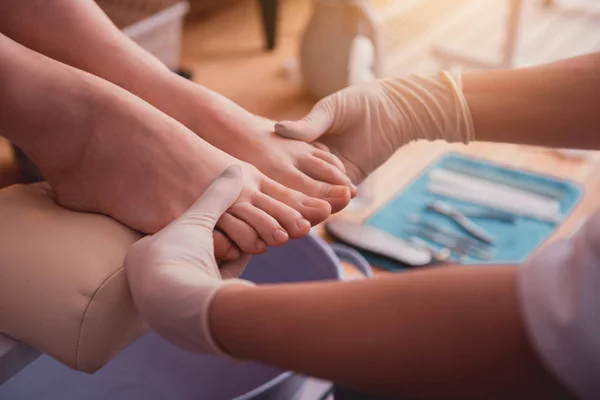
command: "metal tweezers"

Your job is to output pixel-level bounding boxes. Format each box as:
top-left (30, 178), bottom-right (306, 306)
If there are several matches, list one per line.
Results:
top-left (427, 201), bottom-right (497, 245)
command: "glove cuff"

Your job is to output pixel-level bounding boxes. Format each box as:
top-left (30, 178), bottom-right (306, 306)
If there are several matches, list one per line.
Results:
top-left (440, 70), bottom-right (476, 144)
top-left (381, 70), bottom-right (476, 145)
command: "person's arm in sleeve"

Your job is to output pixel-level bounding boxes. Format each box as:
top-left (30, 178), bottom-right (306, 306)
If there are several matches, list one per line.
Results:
top-left (519, 210), bottom-right (600, 400)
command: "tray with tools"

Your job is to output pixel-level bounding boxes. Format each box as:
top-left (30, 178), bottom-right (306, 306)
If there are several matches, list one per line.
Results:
top-left (326, 152), bottom-right (583, 271)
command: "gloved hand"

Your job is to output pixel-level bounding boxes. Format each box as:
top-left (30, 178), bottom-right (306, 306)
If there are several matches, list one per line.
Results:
top-left (275, 72), bottom-right (476, 184)
top-left (124, 165), bottom-right (254, 356)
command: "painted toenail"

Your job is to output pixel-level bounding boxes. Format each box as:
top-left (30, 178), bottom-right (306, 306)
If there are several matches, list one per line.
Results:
top-left (226, 247), bottom-right (240, 260)
top-left (297, 219), bottom-right (311, 230)
top-left (302, 198), bottom-right (325, 207)
top-left (273, 229), bottom-right (289, 243)
top-left (328, 186), bottom-right (349, 198)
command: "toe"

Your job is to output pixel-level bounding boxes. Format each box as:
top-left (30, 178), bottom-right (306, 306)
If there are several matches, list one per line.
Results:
top-left (321, 186), bottom-right (352, 213)
top-left (297, 155), bottom-right (352, 187)
top-left (289, 170), bottom-right (352, 213)
top-left (296, 155), bottom-right (355, 209)
top-left (261, 179), bottom-right (332, 225)
top-left (229, 202), bottom-right (290, 246)
top-left (217, 212), bottom-right (267, 254)
top-left (300, 195), bottom-right (336, 222)
top-left (213, 230), bottom-right (240, 260)
top-left (311, 150), bottom-right (358, 197)
top-left (311, 147), bottom-right (347, 174)
top-left (252, 193), bottom-right (311, 238)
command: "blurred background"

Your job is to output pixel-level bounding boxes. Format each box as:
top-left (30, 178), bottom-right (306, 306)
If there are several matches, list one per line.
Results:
top-left (1, 0), bottom-right (599, 188)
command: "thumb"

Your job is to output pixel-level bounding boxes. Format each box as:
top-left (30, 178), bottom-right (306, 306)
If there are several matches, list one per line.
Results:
top-left (177, 165), bottom-right (244, 229)
top-left (275, 99), bottom-right (334, 142)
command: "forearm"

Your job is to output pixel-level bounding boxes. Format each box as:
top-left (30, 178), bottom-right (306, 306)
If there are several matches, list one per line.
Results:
top-left (463, 52), bottom-right (600, 149)
top-left (211, 266), bottom-right (572, 399)
top-left (0, 33), bottom-right (175, 178)
top-left (0, 0), bottom-right (217, 131)
top-left (0, 0), bottom-right (168, 93)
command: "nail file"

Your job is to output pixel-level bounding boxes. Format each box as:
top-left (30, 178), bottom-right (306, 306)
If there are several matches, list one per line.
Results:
top-left (325, 220), bottom-right (433, 267)
top-left (442, 162), bottom-right (565, 200)
top-left (429, 168), bottom-right (560, 215)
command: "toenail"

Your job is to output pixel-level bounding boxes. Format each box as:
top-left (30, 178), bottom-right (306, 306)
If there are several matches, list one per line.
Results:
top-left (302, 198), bottom-right (325, 207)
top-left (255, 240), bottom-right (267, 252)
top-left (297, 219), bottom-right (311, 231)
top-left (273, 229), bottom-right (289, 243)
top-left (226, 247), bottom-right (240, 260)
top-left (328, 186), bottom-right (350, 198)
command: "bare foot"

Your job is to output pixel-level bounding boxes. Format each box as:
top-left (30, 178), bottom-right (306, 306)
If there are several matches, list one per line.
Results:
top-left (164, 78), bottom-right (356, 213)
top-left (10, 60), bottom-right (331, 257)
top-left (52, 114), bottom-right (331, 256)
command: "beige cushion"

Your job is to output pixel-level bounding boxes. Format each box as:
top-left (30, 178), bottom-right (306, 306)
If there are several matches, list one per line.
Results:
top-left (0, 183), bottom-right (147, 373)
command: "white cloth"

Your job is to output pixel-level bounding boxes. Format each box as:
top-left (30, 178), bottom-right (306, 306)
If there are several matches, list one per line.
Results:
top-left (519, 210), bottom-right (600, 399)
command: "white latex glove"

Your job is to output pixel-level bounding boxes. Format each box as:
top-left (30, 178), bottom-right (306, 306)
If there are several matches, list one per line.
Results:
top-left (124, 165), bottom-right (254, 356)
top-left (275, 72), bottom-right (476, 184)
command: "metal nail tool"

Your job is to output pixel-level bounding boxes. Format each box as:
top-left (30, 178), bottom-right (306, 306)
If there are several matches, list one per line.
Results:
top-left (408, 215), bottom-right (486, 250)
top-left (405, 225), bottom-right (495, 261)
top-left (448, 205), bottom-right (516, 223)
top-left (427, 201), bottom-right (496, 245)
top-left (408, 236), bottom-right (452, 262)
top-left (426, 182), bottom-right (562, 223)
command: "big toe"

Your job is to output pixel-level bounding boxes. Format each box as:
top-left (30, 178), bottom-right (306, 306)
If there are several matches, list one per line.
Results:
top-left (252, 193), bottom-right (312, 238)
top-left (261, 179), bottom-right (332, 225)
top-left (295, 154), bottom-right (355, 212)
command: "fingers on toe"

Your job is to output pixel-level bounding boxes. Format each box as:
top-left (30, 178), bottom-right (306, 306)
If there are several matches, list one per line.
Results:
top-left (252, 193), bottom-right (310, 238)
top-left (261, 179), bottom-right (332, 224)
top-left (217, 212), bottom-right (266, 254)
top-left (294, 173), bottom-right (351, 214)
top-left (213, 230), bottom-right (240, 260)
top-left (229, 202), bottom-right (289, 246)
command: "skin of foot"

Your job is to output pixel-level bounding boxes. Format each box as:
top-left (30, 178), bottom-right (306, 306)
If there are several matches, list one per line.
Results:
top-left (0, 40), bottom-right (332, 259)
top-left (59, 89), bottom-right (333, 257)
top-left (140, 74), bottom-right (357, 213)
top-left (0, 0), bottom-right (355, 211)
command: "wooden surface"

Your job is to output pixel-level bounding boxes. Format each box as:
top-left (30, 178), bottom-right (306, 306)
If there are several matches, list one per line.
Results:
top-left (1, 0), bottom-right (599, 276)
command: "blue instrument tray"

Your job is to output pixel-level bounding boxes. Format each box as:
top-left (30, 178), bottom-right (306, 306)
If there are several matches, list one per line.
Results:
top-left (357, 152), bottom-right (583, 271)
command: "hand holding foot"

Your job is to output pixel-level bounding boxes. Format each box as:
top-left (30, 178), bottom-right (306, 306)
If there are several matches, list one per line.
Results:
top-left (275, 73), bottom-right (475, 184)
top-left (125, 165), bottom-right (254, 354)
top-left (0, 36), bottom-right (332, 259)
top-left (151, 76), bottom-right (356, 213)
